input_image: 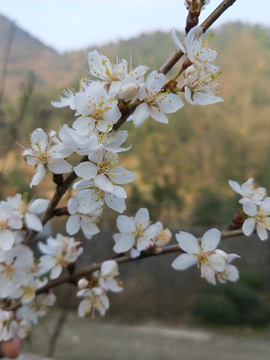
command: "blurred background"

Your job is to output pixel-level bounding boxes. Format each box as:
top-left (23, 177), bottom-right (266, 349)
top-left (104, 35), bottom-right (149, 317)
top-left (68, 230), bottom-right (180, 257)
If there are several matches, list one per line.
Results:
top-left (0, 1), bottom-right (270, 359)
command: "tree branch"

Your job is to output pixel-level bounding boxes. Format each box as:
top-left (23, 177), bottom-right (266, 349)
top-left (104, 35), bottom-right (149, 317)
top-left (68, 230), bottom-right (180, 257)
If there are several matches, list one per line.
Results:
top-left (24, 0), bottom-right (238, 247)
top-left (35, 228), bottom-right (243, 296)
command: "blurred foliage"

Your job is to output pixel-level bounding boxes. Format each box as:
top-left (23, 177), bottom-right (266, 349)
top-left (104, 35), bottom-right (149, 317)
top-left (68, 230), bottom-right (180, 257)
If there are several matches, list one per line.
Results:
top-left (0, 16), bottom-right (269, 228)
top-left (192, 272), bottom-right (270, 327)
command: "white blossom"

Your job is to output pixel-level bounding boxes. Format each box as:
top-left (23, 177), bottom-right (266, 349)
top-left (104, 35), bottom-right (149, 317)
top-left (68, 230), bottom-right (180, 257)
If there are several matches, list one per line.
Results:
top-left (171, 229), bottom-right (226, 285)
top-left (17, 293), bottom-right (56, 325)
top-left (152, 221), bottom-right (172, 248)
top-left (0, 245), bottom-right (35, 298)
top-left (113, 208), bottom-right (160, 253)
top-left (72, 87), bottom-right (121, 133)
top-left (229, 178), bottom-right (266, 205)
top-left (21, 128), bottom-right (73, 187)
top-left (51, 88), bottom-right (77, 110)
top-left (88, 50), bottom-right (128, 97)
top-left (67, 191), bottom-right (102, 239)
top-left (216, 252), bottom-right (240, 283)
top-left (38, 234), bottom-right (83, 279)
top-left (0, 202), bottom-right (22, 251)
top-left (172, 25), bottom-right (218, 69)
top-left (0, 310), bottom-right (24, 341)
top-left (97, 260), bottom-right (123, 292)
top-left (77, 287), bottom-right (109, 317)
top-left (73, 179), bottom-right (127, 213)
top-left (74, 144), bottom-right (135, 193)
top-left (183, 65), bottom-right (223, 105)
top-left (242, 199), bottom-right (270, 241)
top-left (7, 193), bottom-right (49, 232)
top-left (127, 71), bottom-right (184, 127)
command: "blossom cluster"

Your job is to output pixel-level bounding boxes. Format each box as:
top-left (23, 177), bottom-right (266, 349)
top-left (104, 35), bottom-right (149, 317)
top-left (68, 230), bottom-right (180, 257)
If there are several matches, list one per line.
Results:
top-left (229, 178), bottom-right (270, 241)
top-left (172, 25), bottom-right (223, 105)
top-left (3, 11), bottom-right (266, 352)
top-left (77, 260), bottom-right (122, 317)
top-left (0, 193), bottom-right (85, 341)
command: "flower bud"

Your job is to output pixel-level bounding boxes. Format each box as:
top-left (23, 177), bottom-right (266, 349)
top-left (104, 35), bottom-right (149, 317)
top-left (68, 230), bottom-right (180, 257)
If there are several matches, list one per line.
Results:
top-left (78, 278), bottom-right (89, 289)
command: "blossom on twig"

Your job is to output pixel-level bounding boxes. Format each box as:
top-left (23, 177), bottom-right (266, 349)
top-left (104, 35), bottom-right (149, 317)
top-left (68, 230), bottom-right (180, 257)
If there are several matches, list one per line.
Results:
top-left (172, 229), bottom-right (229, 285)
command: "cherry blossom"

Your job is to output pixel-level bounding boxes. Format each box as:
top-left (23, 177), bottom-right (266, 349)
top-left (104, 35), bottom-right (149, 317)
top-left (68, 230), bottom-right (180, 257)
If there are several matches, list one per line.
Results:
top-left (0, 202), bottom-right (22, 251)
top-left (73, 179), bottom-right (127, 213)
top-left (216, 253), bottom-right (240, 283)
top-left (113, 208), bottom-right (160, 253)
top-left (51, 88), bottom-right (77, 110)
top-left (77, 287), bottom-right (109, 317)
top-left (7, 193), bottom-right (49, 232)
top-left (152, 221), bottom-right (172, 248)
top-left (21, 128), bottom-right (73, 187)
top-left (96, 260), bottom-right (123, 292)
top-left (17, 293), bottom-right (56, 325)
top-left (171, 229), bottom-right (226, 285)
top-left (242, 198), bottom-right (270, 241)
top-left (183, 65), bottom-right (223, 105)
top-left (74, 144), bottom-right (135, 193)
top-left (88, 50), bottom-right (128, 97)
top-left (172, 25), bottom-right (218, 69)
top-left (66, 191), bottom-right (102, 239)
top-left (127, 71), bottom-right (184, 127)
top-left (0, 245), bottom-right (35, 298)
top-left (38, 234), bottom-right (83, 279)
top-left (229, 178), bottom-right (266, 205)
top-left (72, 87), bottom-right (121, 133)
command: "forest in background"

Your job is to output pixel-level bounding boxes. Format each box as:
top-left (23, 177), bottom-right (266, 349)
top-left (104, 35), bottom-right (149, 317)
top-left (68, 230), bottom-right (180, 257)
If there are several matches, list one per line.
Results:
top-left (0, 14), bottom-right (269, 231)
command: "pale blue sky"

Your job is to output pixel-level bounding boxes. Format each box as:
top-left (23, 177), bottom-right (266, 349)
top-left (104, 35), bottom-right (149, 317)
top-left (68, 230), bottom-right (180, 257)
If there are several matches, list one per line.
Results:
top-left (0, 0), bottom-right (269, 53)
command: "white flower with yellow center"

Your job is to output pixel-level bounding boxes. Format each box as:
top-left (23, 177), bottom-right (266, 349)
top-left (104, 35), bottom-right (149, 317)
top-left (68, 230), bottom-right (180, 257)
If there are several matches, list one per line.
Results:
top-left (0, 244), bottom-right (34, 298)
top-left (74, 144), bottom-right (135, 193)
top-left (7, 193), bottom-right (49, 232)
top-left (73, 87), bottom-right (121, 133)
top-left (88, 50), bottom-right (128, 97)
top-left (77, 287), bottom-right (109, 317)
top-left (242, 198), bottom-right (270, 241)
top-left (67, 191), bottom-right (102, 239)
top-left (73, 179), bottom-right (127, 214)
top-left (38, 234), bottom-right (83, 279)
top-left (216, 252), bottom-right (240, 283)
top-left (127, 71), bottom-right (184, 127)
top-left (229, 178), bottom-right (266, 205)
top-left (172, 25), bottom-right (218, 70)
top-left (171, 229), bottom-right (226, 285)
top-left (97, 260), bottom-right (123, 293)
top-left (183, 65), bottom-right (223, 105)
top-left (21, 128), bottom-right (73, 187)
top-left (152, 221), bottom-right (172, 248)
top-left (113, 208), bottom-right (160, 253)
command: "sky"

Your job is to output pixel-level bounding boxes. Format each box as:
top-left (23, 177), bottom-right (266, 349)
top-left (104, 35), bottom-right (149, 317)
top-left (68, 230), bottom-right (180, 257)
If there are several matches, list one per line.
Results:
top-left (0, 0), bottom-right (269, 53)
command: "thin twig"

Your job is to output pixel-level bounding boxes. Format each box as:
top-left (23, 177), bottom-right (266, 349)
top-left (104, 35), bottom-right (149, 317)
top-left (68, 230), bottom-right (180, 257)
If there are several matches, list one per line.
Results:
top-left (158, 0), bottom-right (237, 74)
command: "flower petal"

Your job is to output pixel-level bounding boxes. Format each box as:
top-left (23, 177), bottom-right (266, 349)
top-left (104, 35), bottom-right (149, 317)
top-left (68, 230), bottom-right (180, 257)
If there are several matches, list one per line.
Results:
top-left (171, 253), bottom-right (197, 270)
top-left (175, 231), bottom-right (200, 254)
top-left (201, 228), bottom-right (220, 252)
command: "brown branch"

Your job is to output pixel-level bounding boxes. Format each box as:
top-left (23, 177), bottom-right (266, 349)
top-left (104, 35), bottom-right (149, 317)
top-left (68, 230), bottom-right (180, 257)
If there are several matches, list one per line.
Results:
top-left (159, 0), bottom-right (237, 74)
top-left (24, 0), bottom-right (238, 247)
top-left (35, 228), bottom-right (243, 296)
